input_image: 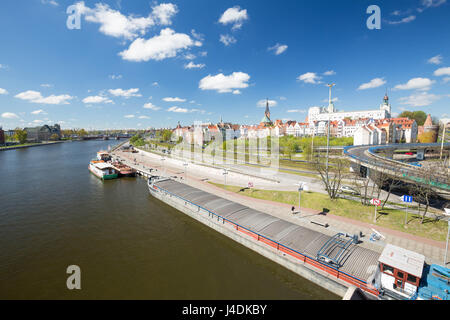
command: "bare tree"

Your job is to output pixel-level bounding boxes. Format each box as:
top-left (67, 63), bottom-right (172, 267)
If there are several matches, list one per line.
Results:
top-left (315, 158), bottom-right (348, 200)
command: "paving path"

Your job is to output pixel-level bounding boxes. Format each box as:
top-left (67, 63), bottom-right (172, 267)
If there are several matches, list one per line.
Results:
top-left (113, 147), bottom-right (449, 267)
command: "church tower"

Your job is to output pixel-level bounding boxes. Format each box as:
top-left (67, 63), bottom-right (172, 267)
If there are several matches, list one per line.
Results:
top-left (380, 91), bottom-right (391, 116)
top-left (265, 99), bottom-right (271, 119)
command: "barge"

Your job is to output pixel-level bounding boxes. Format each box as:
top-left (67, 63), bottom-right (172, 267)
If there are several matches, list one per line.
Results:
top-left (89, 160), bottom-right (118, 180)
top-left (147, 176), bottom-right (450, 300)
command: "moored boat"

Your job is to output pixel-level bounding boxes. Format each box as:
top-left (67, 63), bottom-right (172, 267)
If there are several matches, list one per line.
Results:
top-left (111, 161), bottom-right (137, 177)
top-left (97, 151), bottom-right (111, 161)
top-left (89, 160), bottom-right (118, 180)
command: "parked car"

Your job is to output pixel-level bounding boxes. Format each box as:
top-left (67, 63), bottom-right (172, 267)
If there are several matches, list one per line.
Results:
top-left (339, 185), bottom-right (360, 195)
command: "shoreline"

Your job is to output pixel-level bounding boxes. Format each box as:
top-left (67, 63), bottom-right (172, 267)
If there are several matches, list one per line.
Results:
top-left (0, 141), bottom-right (65, 151)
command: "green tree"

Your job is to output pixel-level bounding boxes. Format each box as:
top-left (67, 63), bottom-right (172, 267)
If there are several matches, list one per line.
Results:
top-left (161, 129), bottom-right (172, 142)
top-left (14, 128), bottom-right (28, 144)
top-left (399, 110), bottom-right (427, 126)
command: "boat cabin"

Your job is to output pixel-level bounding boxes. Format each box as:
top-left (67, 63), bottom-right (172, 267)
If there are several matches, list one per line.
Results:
top-left (97, 151), bottom-right (111, 161)
top-left (378, 244), bottom-right (425, 297)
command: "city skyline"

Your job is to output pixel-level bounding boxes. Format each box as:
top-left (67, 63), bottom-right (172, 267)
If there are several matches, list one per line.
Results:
top-left (1, 0), bottom-right (450, 130)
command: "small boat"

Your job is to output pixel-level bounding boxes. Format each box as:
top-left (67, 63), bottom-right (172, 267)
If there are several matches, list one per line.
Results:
top-left (97, 151), bottom-right (111, 161)
top-left (89, 160), bottom-right (118, 180)
top-left (111, 161), bottom-right (137, 177)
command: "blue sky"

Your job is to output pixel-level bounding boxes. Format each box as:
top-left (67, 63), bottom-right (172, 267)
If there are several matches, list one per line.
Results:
top-left (0, 0), bottom-right (449, 130)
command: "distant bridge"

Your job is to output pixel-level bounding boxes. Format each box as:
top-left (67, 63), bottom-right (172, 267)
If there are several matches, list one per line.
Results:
top-left (344, 143), bottom-right (450, 197)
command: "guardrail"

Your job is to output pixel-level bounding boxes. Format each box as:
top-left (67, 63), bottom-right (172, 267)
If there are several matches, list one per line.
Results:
top-left (151, 181), bottom-right (380, 297)
top-left (344, 145), bottom-right (450, 191)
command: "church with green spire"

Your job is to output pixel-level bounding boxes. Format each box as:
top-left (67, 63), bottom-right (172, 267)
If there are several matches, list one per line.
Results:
top-left (260, 99), bottom-right (273, 126)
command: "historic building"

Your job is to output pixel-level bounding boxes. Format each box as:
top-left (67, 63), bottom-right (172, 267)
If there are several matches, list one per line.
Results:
top-left (24, 124), bottom-right (61, 142)
top-left (0, 127), bottom-right (5, 145)
top-left (418, 114), bottom-right (439, 143)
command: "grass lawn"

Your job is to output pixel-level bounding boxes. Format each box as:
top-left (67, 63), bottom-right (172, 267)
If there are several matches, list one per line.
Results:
top-left (209, 182), bottom-right (448, 242)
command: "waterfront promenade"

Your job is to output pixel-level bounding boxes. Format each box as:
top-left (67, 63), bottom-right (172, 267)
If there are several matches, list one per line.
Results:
top-left (112, 147), bottom-right (448, 267)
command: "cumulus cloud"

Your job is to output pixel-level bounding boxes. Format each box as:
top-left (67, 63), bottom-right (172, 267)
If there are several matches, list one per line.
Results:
top-left (163, 97), bottom-right (186, 102)
top-left (184, 61), bottom-right (205, 69)
top-left (15, 90), bottom-right (73, 104)
top-left (394, 77), bottom-right (434, 91)
top-left (297, 72), bottom-right (322, 84)
top-left (427, 55), bottom-right (443, 65)
top-left (434, 67), bottom-right (450, 76)
top-left (0, 88), bottom-right (8, 95)
top-left (119, 28), bottom-right (202, 62)
top-left (168, 106), bottom-right (188, 113)
top-left (287, 109), bottom-right (307, 113)
top-left (398, 92), bottom-right (440, 107)
top-left (358, 78), bottom-right (387, 90)
top-left (143, 102), bottom-right (161, 110)
top-left (124, 114), bottom-right (135, 118)
top-left (75, 2), bottom-right (178, 40)
top-left (219, 6), bottom-right (248, 30)
top-left (257, 99), bottom-right (277, 107)
top-left (1, 112), bottom-right (19, 119)
top-left (323, 70), bottom-right (336, 76)
top-left (108, 88), bottom-right (141, 98)
top-left (268, 43), bottom-right (288, 55)
top-left (386, 15), bottom-right (416, 24)
top-left (31, 109), bottom-right (47, 115)
top-left (199, 72), bottom-right (250, 93)
top-left (109, 74), bottom-right (122, 80)
top-left (82, 95), bottom-right (113, 104)
top-left (219, 34), bottom-right (237, 46)
top-left (139, 115), bottom-right (150, 119)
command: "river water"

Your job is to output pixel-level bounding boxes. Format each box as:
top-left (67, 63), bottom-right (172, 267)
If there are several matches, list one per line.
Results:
top-left (0, 140), bottom-right (338, 299)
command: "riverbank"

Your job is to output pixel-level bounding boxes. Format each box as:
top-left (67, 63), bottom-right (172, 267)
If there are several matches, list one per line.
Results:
top-left (0, 141), bottom-right (64, 151)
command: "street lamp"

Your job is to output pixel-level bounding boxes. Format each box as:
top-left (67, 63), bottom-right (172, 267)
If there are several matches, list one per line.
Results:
top-left (183, 162), bottom-right (188, 181)
top-left (223, 168), bottom-right (228, 186)
top-left (297, 182), bottom-right (309, 215)
top-left (444, 208), bottom-right (450, 266)
top-left (161, 157), bottom-right (166, 176)
top-left (439, 120), bottom-right (449, 160)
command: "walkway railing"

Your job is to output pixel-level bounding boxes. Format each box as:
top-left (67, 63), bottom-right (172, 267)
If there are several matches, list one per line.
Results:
top-left (344, 144), bottom-right (450, 190)
top-left (151, 181), bottom-right (380, 297)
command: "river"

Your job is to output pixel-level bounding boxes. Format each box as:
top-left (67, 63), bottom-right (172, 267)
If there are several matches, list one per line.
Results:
top-left (0, 140), bottom-right (338, 299)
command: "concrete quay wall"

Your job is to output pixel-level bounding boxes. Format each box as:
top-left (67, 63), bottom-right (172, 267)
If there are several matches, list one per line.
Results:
top-left (151, 187), bottom-right (349, 298)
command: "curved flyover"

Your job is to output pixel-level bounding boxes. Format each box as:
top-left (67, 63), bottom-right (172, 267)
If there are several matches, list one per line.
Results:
top-left (344, 143), bottom-right (450, 197)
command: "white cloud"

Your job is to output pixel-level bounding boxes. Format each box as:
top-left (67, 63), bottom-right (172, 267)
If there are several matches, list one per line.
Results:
top-left (398, 92), bottom-right (440, 107)
top-left (386, 15), bottom-right (416, 24)
top-left (41, 0), bottom-right (59, 6)
top-left (151, 3), bottom-right (178, 26)
top-left (32, 119), bottom-right (45, 124)
top-left (184, 61), bottom-right (205, 69)
top-left (82, 95), bottom-right (113, 104)
top-left (358, 78), bottom-right (387, 90)
top-left (434, 67), bottom-right (450, 76)
top-left (77, 2), bottom-right (178, 40)
top-left (108, 88), bottom-right (141, 98)
top-left (219, 34), bottom-right (237, 46)
top-left (124, 114), bottom-right (135, 118)
top-left (31, 109), bottom-right (47, 115)
top-left (163, 97), bottom-right (186, 102)
top-left (119, 28), bottom-right (202, 62)
top-left (199, 72), bottom-right (250, 93)
top-left (257, 99), bottom-right (277, 107)
top-left (297, 72), bottom-right (321, 84)
top-left (109, 74), bottom-right (122, 80)
top-left (232, 90), bottom-right (241, 95)
top-left (219, 6), bottom-right (248, 30)
top-left (152, 82), bottom-right (159, 87)
top-left (183, 53), bottom-right (196, 60)
top-left (168, 106), bottom-right (188, 113)
top-left (143, 102), bottom-right (161, 110)
top-left (40, 83), bottom-right (53, 88)
top-left (287, 109), bottom-right (307, 113)
top-left (138, 115), bottom-right (150, 119)
top-left (1, 112), bottom-right (19, 119)
top-left (427, 55), bottom-right (443, 65)
top-left (268, 43), bottom-right (288, 55)
top-left (323, 70), bottom-right (336, 76)
top-left (394, 77), bottom-right (434, 91)
top-left (443, 77), bottom-right (450, 83)
top-left (421, 0), bottom-right (447, 9)
top-left (0, 88), bottom-right (8, 95)
top-left (15, 90), bottom-right (73, 104)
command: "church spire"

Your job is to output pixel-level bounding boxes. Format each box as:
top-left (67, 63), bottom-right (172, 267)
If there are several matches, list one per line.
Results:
top-left (265, 98), bottom-right (271, 119)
